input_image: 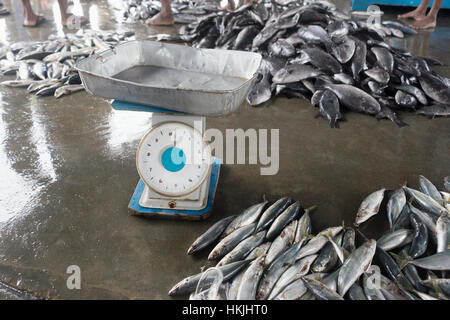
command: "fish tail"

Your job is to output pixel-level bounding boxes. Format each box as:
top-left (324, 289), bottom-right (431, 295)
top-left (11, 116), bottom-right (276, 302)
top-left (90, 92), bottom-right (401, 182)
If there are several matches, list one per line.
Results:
top-left (390, 251), bottom-right (411, 270)
top-left (301, 205), bottom-right (316, 215)
top-left (331, 118), bottom-right (340, 129)
top-left (355, 228), bottom-right (369, 240)
top-left (394, 117), bottom-right (409, 128)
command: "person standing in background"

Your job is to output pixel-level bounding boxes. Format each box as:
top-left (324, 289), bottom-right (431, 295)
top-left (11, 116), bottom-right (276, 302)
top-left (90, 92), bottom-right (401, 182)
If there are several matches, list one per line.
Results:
top-left (21, 0), bottom-right (87, 27)
top-left (147, 0), bottom-right (174, 25)
top-left (398, 0), bottom-right (444, 30)
top-left (0, 1), bottom-right (10, 16)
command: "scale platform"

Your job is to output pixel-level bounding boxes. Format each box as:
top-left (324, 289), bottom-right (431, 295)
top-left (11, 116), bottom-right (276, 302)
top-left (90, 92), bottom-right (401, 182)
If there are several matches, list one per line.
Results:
top-left (110, 99), bottom-right (221, 220)
top-left (129, 158), bottom-right (221, 220)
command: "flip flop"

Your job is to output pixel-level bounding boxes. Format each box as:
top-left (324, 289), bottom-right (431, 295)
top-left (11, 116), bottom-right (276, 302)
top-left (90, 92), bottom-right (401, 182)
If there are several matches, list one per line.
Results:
top-left (23, 15), bottom-right (46, 28)
top-left (0, 8), bottom-right (9, 16)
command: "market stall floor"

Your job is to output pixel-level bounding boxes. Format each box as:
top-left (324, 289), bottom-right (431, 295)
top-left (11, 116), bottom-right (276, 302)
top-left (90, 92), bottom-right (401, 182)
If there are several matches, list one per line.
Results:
top-left (0, 0), bottom-right (449, 299)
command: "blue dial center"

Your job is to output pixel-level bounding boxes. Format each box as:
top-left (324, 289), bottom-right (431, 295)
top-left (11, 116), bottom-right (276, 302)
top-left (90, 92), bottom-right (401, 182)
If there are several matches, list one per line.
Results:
top-left (161, 147), bottom-right (186, 172)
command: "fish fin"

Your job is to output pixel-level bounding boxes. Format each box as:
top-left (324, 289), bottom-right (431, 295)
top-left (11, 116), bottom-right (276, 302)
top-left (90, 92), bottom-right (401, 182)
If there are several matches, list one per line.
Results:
top-left (390, 251), bottom-right (410, 270)
top-left (262, 194), bottom-right (268, 202)
top-left (330, 119), bottom-right (340, 129)
top-left (394, 118), bottom-right (409, 128)
top-left (304, 234), bottom-right (315, 241)
top-left (355, 228), bottom-right (369, 240)
top-left (315, 112), bottom-right (323, 119)
top-left (305, 205), bottom-right (317, 214)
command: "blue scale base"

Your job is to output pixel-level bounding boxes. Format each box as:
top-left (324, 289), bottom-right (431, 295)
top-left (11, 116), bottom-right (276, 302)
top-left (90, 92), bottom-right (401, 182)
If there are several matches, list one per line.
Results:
top-left (128, 158), bottom-right (221, 220)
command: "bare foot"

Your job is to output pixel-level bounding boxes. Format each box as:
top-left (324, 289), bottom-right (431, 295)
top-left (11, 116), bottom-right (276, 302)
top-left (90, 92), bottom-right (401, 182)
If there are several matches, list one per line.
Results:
top-left (23, 14), bottom-right (46, 27)
top-left (409, 15), bottom-right (437, 29)
top-left (146, 12), bottom-right (174, 26)
top-left (398, 8), bottom-right (427, 20)
top-left (62, 15), bottom-right (88, 28)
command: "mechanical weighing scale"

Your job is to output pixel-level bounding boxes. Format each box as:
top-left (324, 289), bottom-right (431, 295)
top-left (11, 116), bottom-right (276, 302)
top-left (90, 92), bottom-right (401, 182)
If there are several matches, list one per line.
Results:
top-left (76, 40), bottom-right (262, 220)
top-left (111, 100), bottom-right (221, 219)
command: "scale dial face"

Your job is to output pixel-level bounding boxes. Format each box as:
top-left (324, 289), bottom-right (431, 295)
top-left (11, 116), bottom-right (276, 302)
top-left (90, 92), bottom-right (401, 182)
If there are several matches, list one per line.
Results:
top-left (136, 122), bottom-right (212, 197)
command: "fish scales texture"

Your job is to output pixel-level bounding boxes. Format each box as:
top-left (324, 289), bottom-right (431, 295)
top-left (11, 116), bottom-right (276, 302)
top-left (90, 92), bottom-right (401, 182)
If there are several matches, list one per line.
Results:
top-left (337, 239), bottom-right (376, 296)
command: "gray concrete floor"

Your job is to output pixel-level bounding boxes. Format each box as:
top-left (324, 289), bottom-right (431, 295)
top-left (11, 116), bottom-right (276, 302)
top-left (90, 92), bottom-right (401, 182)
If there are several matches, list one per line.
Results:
top-left (0, 0), bottom-right (449, 299)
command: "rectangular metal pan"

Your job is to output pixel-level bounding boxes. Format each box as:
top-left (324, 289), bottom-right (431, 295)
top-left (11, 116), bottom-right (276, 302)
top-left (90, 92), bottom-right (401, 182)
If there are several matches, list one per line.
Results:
top-left (76, 40), bottom-right (262, 116)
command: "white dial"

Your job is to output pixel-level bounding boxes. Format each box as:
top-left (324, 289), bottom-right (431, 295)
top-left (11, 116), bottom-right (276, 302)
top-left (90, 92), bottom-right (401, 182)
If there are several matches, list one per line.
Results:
top-left (136, 122), bottom-right (212, 197)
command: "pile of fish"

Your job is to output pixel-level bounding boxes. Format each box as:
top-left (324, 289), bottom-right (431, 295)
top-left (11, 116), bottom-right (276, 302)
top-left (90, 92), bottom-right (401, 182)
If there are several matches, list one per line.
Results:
top-left (0, 29), bottom-right (135, 98)
top-left (169, 174), bottom-right (450, 300)
top-left (156, 1), bottom-right (449, 127)
top-left (122, 0), bottom-right (219, 24)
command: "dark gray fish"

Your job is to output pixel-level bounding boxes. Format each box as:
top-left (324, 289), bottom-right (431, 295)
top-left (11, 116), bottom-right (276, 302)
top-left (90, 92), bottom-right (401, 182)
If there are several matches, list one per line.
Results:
top-left (408, 212), bottom-right (429, 259)
top-left (371, 47), bottom-right (394, 73)
top-left (364, 68), bottom-right (390, 84)
top-left (382, 21), bottom-right (417, 35)
top-left (395, 90), bottom-right (418, 109)
top-left (272, 63), bottom-right (321, 84)
top-left (268, 39), bottom-right (295, 58)
top-left (247, 72), bottom-right (272, 106)
top-left (316, 89), bottom-right (343, 128)
top-left (350, 39), bottom-right (367, 81)
top-left (252, 23), bottom-right (278, 49)
top-left (255, 197), bottom-right (293, 233)
top-left (296, 48), bottom-right (342, 74)
top-left (342, 228), bottom-right (356, 253)
top-left (331, 36), bottom-right (356, 64)
top-left (266, 201), bottom-right (302, 241)
top-left (394, 85), bottom-right (428, 105)
top-left (284, 32), bottom-right (306, 46)
top-left (208, 223), bottom-right (256, 260)
top-left (333, 73), bottom-right (354, 85)
top-left (327, 20), bottom-right (350, 38)
top-left (276, 12), bottom-right (300, 30)
top-left (319, 84), bottom-right (381, 115)
top-left (419, 71), bottom-right (450, 105)
top-left (234, 26), bottom-right (260, 50)
top-left (376, 104), bottom-right (408, 128)
top-left (188, 215), bottom-right (237, 255)
top-left (297, 25), bottom-right (332, 49)
top-left (36, 83), bottom-right (62, 97)
top-left (375, 245), bottom-right (414, 291)
top-left (367, 81), bottom-right (385, 96)
top-left (416, 104), bottom-right (450, 118)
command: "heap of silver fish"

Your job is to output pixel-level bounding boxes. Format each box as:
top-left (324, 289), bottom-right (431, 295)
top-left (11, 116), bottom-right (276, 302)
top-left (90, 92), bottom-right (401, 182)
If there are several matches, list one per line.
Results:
top-left (122, 0), bottom-right (219, 24)
top-left (150, 1), bottom-right (450, 127)
top-left (169, 174), bottom-right (450, 300)
top-left (0, 29), bottom-right (135, 99)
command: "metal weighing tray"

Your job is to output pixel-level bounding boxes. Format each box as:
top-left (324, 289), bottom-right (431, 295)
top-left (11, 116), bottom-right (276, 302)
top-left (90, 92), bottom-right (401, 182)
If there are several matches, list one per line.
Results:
top-left (76, 40), bottom-right (262, 116)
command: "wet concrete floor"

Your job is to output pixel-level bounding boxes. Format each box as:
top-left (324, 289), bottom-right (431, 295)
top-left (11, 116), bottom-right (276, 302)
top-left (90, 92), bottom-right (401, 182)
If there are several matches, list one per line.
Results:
top-left (0, 0), bottom-right (449, 299)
